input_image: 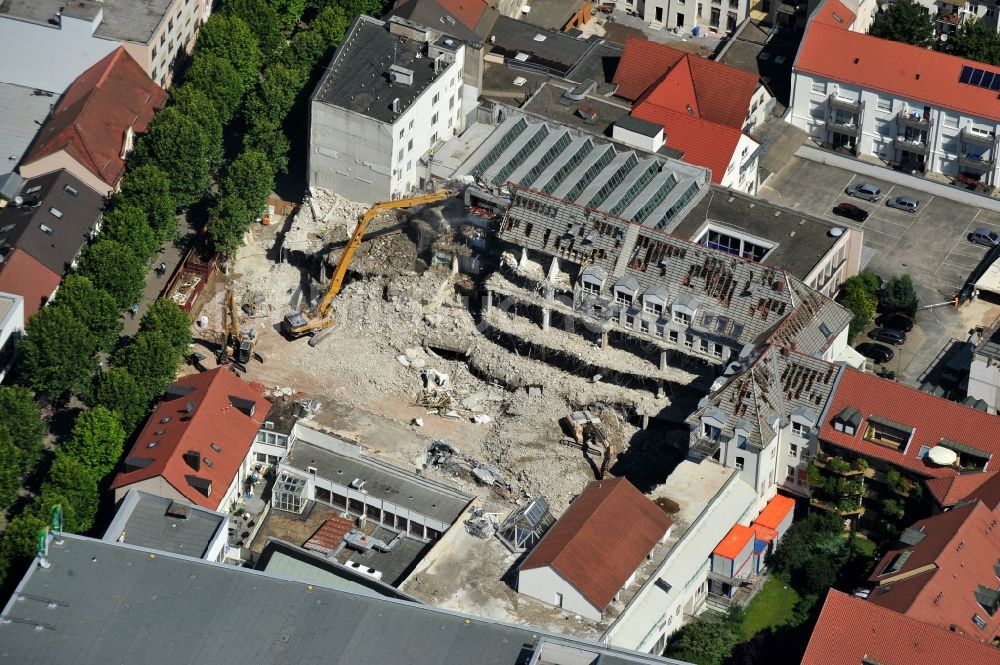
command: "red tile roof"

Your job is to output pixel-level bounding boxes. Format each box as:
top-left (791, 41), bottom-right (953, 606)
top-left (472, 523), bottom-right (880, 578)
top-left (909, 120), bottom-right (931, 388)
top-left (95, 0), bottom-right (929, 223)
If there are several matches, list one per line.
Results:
top-left (925, 471), bottom-right (996, 508)
top-left (796, 21), bottom-right (1000, 123)
top-left (22, 47), bottom-right (166, 189)
top-left (630, 101), bottom-right (747, 184)
top-left (753, 494), bottom-right (795, 530)
top-left (614, 37), bottom-right (761, 130)
top-left (713, 524), bottom-right (754, 559)
top-left (111, 367), bottom-right (271, 510)
top-left (0, 249), bottom-right (61, 318)
top-left (802, 589), bottom-right (999, 665)
top-left (866, 501), bottom-right (1000, 641)
top-left (613, 37), bottom-right (685, 101)
top-left (811, 0), bottom-right (856, 27)
top-left (959, 470), bottom-right (1000, 510)
top-left (437, 0), bottom-right (488, 31)
top-left (819, 368), bottom-right (1000, 480)
top-left (520, 477), bottom-right (671, 611)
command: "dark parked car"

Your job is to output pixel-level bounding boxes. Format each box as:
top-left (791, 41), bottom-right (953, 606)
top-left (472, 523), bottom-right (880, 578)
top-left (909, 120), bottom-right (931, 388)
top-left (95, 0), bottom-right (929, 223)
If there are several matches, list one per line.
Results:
top-left (886, 195), bottom-right (919, 213)
top-left (875, 313), bottom-right (913, 332)
top-left (970, 227), bottom-right (1000, 247)
top-left (856, 343), bottom-right (894, 363)
top-left (846, 183), bottom-right (882, 202)
top-left (832, 202), bottom-right (870, 222)
top-left (869, 328), bottom-right (906, 345)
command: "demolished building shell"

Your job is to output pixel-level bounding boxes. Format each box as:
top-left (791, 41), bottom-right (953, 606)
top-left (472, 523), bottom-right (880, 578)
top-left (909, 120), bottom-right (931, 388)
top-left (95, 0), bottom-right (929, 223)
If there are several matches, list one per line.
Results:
top-left (484, 185), bottom-right (852, 398)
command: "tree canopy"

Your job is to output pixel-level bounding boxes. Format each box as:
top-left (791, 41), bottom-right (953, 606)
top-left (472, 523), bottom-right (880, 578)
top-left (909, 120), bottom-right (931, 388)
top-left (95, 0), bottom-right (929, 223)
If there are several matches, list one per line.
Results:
top-left (882, 274), bottom-right (919, 316)
top-left (196, 14), bottom-right (263, 89)
top-left (114, 330), bottom-right (182, 401)
top-left (224, 0), bottom-right (285, 54)
top-left (139, 299), bottom-right (192, 355)
top-left (0, 427), bottom-right (22, 509)
top-left (950, 17), bottom-right (1000, 66)
top-left (133, 107), bottom-right (212, 208)
top-left (185, 52), bottom-right (251, 125)
top-left (168, 85), bottom-right (225, 173)
top-left (89, 367), bottom-right (149, 433)
top-left (666, 609), bottom-right (744, 665)
top-left (116, 164), bottom-right (177, 242)
top-left (50, 275), bottom-right (122, 353)
top-left (0, 385), bottom-right (47, 464)
top-left (100, 204), bottom-right (159, 260)
top-left (839, 272), bottom-right (880, 342)
top-left (208, 194), bottom-right (253, 255)
top-left (40, 452), bottom-right (100, 532)
top-left (76, 240), bottom-right (147, 310)
top-left (62, 406), bottom-right (127, 479)
top-left (17, 306), bottom-right (98, 399)
top-left (870, 0), bottom-right (935, 48)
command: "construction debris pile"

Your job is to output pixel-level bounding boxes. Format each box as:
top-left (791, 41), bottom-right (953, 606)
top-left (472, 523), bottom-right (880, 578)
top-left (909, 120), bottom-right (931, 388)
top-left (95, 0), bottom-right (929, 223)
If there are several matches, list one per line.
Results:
top-left (426, 440), bottom-right (515, 500)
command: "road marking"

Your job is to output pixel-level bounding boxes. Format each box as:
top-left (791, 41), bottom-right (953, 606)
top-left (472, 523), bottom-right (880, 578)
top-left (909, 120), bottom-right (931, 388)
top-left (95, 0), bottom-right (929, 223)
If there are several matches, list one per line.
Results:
top-left (972, 209), bottom-right (982, 225)
top-left (867, 215), bottom-right (910, 229)
top-left (942, 260), bottom-right (983, 271)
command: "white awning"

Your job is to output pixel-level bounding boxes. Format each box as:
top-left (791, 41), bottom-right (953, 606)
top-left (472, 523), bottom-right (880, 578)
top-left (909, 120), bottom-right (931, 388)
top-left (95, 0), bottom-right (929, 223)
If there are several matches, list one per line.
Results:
top-left (834, 344), bottom-right (866, 370)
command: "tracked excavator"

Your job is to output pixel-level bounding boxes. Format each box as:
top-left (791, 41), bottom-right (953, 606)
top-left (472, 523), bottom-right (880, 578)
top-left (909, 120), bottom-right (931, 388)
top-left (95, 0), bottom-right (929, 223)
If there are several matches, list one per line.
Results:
top-left (220, 289), bottom-right (256, 366)
top-left (282, 188), bottom-right (456, 339)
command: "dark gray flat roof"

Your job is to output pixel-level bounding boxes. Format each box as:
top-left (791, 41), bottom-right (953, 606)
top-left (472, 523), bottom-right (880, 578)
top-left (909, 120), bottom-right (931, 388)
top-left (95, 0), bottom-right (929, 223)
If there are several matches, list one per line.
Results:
top-left (488, 16), bottom-right (600, 76)
top-left (0, 0), bottom-right (173, 44)
top-left (0, 535), bottom-right (682, 665)
top-left (523, 81), bottom-right (631, 138)
top-left (102, 491), bottom-right (226, 559)
top-left (313, 16), bottom-right (456, 124)
top-left (284, 440), bottom-right (472, 524)
top-left (670, 185), bottom-right (841, 280)
top-left (0, 170), bottom-right (104, 277)
top-left (519, 0), bottom-right (587, 31)
top-left (615, 115), bottom-right (664, 138)
top-left (565, 41), bottom-right (622, 85)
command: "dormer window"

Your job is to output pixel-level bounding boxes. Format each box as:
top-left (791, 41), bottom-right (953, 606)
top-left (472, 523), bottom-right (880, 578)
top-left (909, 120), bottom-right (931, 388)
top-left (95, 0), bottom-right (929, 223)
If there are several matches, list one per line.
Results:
top-left (614, 275), bottom-right (639, 307)
top-left (671, 293), bottom-right (700, 326)
top-left (864, 415), bottom-right (913, 451)
top-left (831, 407), bottom-right (861, 436)
top-left (580, 266), bottom-right (606, 296)
top-left (673, 311), bottom-right (691, 325)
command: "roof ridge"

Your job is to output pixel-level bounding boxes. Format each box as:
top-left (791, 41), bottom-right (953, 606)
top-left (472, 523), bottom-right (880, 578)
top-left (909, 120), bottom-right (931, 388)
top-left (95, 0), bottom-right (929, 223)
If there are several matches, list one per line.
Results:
top-left (547, 478), bottom-right (627, 572)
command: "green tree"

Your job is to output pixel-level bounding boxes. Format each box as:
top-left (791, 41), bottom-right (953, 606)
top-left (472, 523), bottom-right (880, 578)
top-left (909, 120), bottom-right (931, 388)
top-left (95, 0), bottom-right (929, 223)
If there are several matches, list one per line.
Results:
top-left (196, 14), bottom-right (263, 88)
top-left (221, 149), bottom-right (274, 212)
top-left (0, 427), bottom-right (22, 509)
top-left (100, 204), bottom-right (159, 260)
top-left (224, 0), bottom-right (285, 54)
top-left (184, 52), bottom-right (249, 124)
top-left (40, 453), bottom-right (100, 532)
top-left (17, 306), bottom-right (98, 399)
top-left (950, 17), bottom-right (1000, 65)
top-left (842, 285), bottom-right (877, 342)
top-left (666, 613), bottom-right (742, 665)
top-left (114, 331), bottom-right (181, 401)
top-left (89, 367), bottom-right (149, 433)
top-left (76, 240), bottom-right (147, 310)
top-left (62, 406), bottom-right (127, 479)
top-left (139, 299), bottom-right (192, 355)
top-left (882, 274), bottom-right (919, 316)
top-left (117, 164), bottom-right (177, 242)
top-left (208, 194), bottom-right (253, 255)
top-left (133, 107), bottom-right (211, 208)
top-left (287, 5), bottom-right (349, 69)
top-left (168, 85), bottom-right (225, 172)
top-left (0, 385), bottom-right (47, 464)
top-left (870, 0), bottom-right (935, 47)
top-left (0, 511), bottom-right (48, 562)
top-left (50, 275), bottom-right (122, 352)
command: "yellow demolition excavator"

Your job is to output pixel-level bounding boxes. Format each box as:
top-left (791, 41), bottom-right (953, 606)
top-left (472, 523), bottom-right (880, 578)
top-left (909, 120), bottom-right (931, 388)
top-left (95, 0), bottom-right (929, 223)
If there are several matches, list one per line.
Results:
top-left (221, 289), bottom-right (255, 365)
top-left (282, 188), bottom-right (456, 339)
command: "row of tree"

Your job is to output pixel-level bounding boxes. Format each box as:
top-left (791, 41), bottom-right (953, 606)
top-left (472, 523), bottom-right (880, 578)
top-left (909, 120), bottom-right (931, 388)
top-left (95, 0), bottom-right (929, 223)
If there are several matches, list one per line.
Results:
top-left (871, 0), bottom-right (1000, 67)
top-left (839, 272), bottom-right (918, 342)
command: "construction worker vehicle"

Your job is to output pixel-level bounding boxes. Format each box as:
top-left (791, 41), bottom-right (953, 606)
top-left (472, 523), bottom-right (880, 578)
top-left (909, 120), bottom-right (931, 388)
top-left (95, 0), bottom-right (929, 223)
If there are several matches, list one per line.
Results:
top-left (282, 189), bottom-right (456, 339)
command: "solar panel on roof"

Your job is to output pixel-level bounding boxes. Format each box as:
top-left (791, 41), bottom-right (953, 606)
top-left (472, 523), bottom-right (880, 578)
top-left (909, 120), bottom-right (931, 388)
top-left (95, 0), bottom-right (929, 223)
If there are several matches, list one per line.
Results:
top-left (971, 68), bottom-right (985, 86)
top-left (991, 76), bottom-right (1000, 91)
top-left (983, 72), bottom-right (995, 89)
top-left (960, 66), bottom-right (974, 83)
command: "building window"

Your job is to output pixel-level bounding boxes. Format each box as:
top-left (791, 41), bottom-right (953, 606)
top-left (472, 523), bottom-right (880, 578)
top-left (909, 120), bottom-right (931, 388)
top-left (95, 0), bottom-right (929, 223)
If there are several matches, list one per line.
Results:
top-left (684, 333), bottom-right (694, 348)
top-left (876, 97), bottom-right (891, 113)
top-left (713, 343), bottom-right (724, 358)
top-left (408, 138), bottom-right (413, 152)
top-left (699, 339), bottom-right (709, 353)
top-left (810, 80), bottom-right (825, 95)
top-left (735, 456), bottom-right (745, 470)
top-left (624, 314), bottom-right (635, 329)
top-left (943, 114), bottom-right (958, 129)
top-left (703, 423), bottom-right (721, 440)
top-left (432, 112), bottom-right (439, 125)
top-left (864, 418), bottom-right (911, 450)
top-left (449, 95), bottom-right (455, 110)
top-left (791, 421), bottom-right (807, 436)
top-left (786, 465), bottom-right (795, 481)
top-left (789, 443), bottom-right (798, 457)
top-left (616, 290), bottom-right (633, 305)
top-left (581, 280), bottom-right (600, 295)
top-left (669, 330), bottom-right (679, 344)
top-left (673, 311), bottom-right (691, 325)
top-left (644, 301), bottom-right (663, 316)
top-left (640, 319), bottom-right (649, 334)
top-left (972, 614), bottom-right (987, 630)
top-left (433, 92), bottom-right (440, 104)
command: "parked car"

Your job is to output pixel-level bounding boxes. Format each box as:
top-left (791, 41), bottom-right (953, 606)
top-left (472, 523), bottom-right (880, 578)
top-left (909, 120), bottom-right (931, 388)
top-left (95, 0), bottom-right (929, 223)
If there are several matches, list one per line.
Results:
top-left (832, 202), bottom-right (870, 222)
top-left (875, 313), bottom-right (913, 332)
top-left (869, 328), bottom-right (906, 345)
top-left (970, 227), bottom-right (1000, 247)
top-left (856, 343), bottom-right (894, 363)
top-left (846, 183), bottom-right (882, 202)
top-left (886, 196), bottom-right (919, 213)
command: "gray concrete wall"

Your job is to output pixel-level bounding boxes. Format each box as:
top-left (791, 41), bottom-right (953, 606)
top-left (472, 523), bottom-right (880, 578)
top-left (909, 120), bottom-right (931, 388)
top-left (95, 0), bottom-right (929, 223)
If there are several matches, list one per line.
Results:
top-left (309, 103), bottom-right (393, 203)
top-left (518, 566), bottom-right (602, 620)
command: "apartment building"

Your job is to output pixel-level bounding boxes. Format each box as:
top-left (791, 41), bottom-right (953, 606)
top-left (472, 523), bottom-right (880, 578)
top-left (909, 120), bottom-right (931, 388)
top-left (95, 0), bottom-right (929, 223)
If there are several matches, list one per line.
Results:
top-left (0, 0), bottom-right (210, 92)
top-left (790, 0), bottom-right (1000, 189)
top-left (609, 0), bottom-right (750, 34)
top-left (309, 15), bottom-right (474, 203)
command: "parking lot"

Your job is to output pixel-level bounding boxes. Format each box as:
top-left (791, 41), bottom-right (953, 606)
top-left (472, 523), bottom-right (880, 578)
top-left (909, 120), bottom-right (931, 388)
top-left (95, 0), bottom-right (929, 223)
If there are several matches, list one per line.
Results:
top-left (760, 156), bottom-right (1000, 384)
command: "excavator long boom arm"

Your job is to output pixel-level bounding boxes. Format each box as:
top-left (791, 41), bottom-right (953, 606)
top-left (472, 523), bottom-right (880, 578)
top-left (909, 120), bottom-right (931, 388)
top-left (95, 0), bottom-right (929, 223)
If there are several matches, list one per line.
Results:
top-left (315, 188), bottom-right (455, 319)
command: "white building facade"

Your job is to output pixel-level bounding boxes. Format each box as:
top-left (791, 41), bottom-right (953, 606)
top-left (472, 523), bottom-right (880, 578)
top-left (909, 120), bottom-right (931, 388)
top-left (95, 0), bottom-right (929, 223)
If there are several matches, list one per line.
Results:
top-left (310, 16), bottom-right (476, 204)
